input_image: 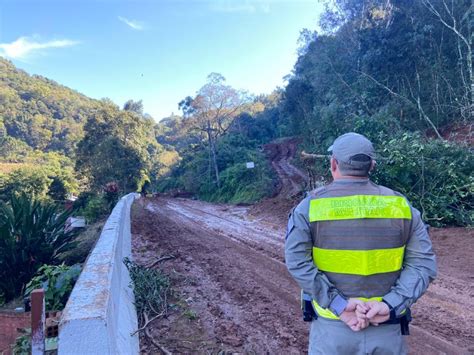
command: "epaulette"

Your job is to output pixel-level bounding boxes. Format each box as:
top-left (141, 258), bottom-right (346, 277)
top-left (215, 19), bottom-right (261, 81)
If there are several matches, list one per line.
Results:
top-left (308, 185), bottom-right (327, 199)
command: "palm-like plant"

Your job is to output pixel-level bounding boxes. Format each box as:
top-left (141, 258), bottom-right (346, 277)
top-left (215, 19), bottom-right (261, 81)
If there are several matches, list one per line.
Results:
top-left (0, 194), bottom-right (77, 302)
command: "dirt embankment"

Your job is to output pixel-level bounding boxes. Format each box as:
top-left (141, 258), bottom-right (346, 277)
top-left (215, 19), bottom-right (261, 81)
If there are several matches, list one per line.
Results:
top-left (263, 137), bottom-right (308, 200)
top-left (132, 138), bottom-right (473, 354)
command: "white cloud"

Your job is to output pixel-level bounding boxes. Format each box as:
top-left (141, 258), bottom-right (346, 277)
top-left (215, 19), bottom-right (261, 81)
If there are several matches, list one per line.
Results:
top-left (211, 0), bottom-right (270, 14)
top-left (0, 36), bottom-right (79, 60)
top-left (118, 16), bottom-right (145, 31)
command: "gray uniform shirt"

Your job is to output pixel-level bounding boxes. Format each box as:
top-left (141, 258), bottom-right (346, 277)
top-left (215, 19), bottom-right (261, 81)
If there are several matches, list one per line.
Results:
top-left (285, 178), bottom-right (437, 316)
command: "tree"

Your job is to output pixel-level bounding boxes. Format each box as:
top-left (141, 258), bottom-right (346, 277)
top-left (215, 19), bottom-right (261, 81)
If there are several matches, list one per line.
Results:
top-left (279, 0), bottom-right (473, 226)
top-left (0, 168), bottom-right (52, 202)
top-left (179, 73), bottom-right (247, 187)
top-left (123, 99), bottom-right (144, 115)
top-left (283, 0), bottom-right (471, 144)
top-left (76, 107), bottom-right (160, 192)
top-left (422, 0), bottom-right (473, 119)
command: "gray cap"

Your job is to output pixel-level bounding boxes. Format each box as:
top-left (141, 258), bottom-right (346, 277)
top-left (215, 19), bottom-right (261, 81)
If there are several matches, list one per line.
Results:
top-left (328, 132), bottom-right (375, 167)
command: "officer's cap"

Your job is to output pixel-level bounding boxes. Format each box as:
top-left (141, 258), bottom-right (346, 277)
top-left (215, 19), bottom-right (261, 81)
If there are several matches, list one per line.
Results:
top-left (328, 132), bottom-right (375, 167)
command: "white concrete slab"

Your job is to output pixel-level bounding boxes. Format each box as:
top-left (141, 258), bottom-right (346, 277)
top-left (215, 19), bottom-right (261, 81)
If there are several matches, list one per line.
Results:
top-left (58, 193), bottom-right (140, 355)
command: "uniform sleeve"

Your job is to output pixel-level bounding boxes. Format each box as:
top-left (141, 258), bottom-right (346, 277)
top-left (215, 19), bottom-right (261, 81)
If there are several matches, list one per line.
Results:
top-left (285, 197), bottom-right (346, 311)
top-left (383, 206), bottom-right (437, 316)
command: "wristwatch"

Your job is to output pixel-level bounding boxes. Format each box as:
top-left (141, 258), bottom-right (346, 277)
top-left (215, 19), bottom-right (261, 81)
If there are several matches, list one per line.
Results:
top-left (382, 299), bottom-right (397, 320)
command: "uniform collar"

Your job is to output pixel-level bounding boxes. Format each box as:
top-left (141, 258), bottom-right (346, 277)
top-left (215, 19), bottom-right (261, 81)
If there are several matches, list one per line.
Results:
top-left (332, 177), bottom-right (370, 184)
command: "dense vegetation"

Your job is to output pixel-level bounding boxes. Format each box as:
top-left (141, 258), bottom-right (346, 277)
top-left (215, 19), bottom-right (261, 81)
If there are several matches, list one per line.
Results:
top-left (156, 76), bottom-right (280, 203)
top-left (155, 0), bottom-right (472, 225)
top-left (0, 0), bottom-right (471, 314)
top-left (280, 0), bottom-right (473, 225)
top-left (0, 58), bottom-right (174, 305)
top-left (0, 0), bottom-right (472, 242)
top-left (0, 195), bottom-right (77, 303)
top-left (25, 263), bottom-right (81, 311)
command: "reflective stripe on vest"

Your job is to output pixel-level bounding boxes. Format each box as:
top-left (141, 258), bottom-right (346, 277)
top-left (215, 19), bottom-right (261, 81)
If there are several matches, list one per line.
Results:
top-left (312, 246), bottom-right (405, 275)
top-left (309, 195), bottom-right (412, 222)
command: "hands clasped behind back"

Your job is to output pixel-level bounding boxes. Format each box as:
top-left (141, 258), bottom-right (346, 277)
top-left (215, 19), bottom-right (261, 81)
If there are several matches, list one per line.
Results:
top-left (340, 299), bottom-right (391, 331)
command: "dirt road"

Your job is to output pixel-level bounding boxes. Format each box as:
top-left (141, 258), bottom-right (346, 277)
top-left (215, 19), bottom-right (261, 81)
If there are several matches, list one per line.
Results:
top-left (131, 139), bottom-right (473, 354)
top-left (263, 138), bottom-right (309, 198)
top-left (133, 198), bottom-right (302, 353)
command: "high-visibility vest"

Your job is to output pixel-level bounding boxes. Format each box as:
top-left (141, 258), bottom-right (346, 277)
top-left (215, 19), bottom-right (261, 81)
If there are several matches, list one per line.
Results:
top-left (308, 181), bottom-right (412, 320)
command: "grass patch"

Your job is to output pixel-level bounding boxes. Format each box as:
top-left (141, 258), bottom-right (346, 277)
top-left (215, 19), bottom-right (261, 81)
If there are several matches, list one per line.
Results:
top-left (183, 309), bottom-right (198, 321)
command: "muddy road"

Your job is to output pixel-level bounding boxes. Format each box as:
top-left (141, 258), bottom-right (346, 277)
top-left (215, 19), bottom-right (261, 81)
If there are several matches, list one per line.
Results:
top-left (133, 198), bottom-right (301, 353)
top-left (131, 139), bottom-right (473, 354)
top-left (263, 138), bottom-right (308, 198)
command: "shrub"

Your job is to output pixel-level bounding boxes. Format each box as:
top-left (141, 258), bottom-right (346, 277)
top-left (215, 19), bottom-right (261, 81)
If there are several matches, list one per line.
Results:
top-left (0, 167), bottom-right (52, 202)
top-left (372, 133), bottom-right (473, 226)
top-left (73, 191), bottom-right (96, 210)
top-left (47, 175), bottom-right (69, 201)
top-left (215, 159), bottom-right (275, 203)
top-left (103, 181), bottom-right (119, 209)
top-left (302, 131), bottom-right (472, 226)
top-left (80, 196), bottom-right (109, 223)
top-left (24, 264), bottom-right (81, 311)
top-left (157, 134), bottom-right (276, 204)
top-left (12, 328), bottom-right (31, 355)
top-left (0, 194), bottom-right (77, 302)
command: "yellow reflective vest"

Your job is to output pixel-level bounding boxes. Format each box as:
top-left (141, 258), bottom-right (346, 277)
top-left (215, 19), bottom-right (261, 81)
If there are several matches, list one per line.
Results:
top-left (308, 182), bottom-right (412, 319)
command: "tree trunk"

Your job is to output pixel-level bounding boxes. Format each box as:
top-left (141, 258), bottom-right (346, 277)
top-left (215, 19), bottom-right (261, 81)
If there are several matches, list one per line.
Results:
top-left (206, 121), bottom-right (220, 188)
top-left (211, 138), bottom-right (220, 188)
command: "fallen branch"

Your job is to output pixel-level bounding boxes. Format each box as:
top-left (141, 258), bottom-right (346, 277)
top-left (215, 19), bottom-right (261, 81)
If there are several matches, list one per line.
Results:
top-left (131, 311), bottom-right (165, 336)
top-left (147, 255), bottom-right (176, 269)
top-left (144, 313), bottom-right (173, 355)
top-left (301, 151), bottom-right (328, 160)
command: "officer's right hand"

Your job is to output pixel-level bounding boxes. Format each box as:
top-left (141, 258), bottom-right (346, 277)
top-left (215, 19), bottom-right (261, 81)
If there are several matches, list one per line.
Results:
top-left (356, 301), bottom-right (390, 326)
top-left (340, 298), bottom-right (370, 331)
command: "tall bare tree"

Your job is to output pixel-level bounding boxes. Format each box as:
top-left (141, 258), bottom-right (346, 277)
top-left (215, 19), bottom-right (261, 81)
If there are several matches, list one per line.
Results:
top-left (179, 73), bottom-right (246, 187)
top-left (422, 0), bottom-right (473, 119)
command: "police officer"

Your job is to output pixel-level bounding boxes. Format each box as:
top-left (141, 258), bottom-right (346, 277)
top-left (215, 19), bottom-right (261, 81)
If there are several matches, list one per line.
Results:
top-left (285, 132), bottom-right (437, 354)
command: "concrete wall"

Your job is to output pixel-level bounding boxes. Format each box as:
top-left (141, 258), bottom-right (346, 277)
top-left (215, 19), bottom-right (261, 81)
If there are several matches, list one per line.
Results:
top-left (58, 193), bottom-right (140, 355)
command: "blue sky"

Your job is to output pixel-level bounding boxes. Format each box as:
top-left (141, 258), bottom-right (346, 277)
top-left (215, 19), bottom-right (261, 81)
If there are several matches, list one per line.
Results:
top-left (0, 0), bottom-right (323, 121)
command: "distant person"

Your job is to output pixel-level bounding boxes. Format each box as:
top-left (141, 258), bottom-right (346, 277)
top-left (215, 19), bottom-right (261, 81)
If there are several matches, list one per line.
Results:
top-left (285, 132), bottom-right (437, 354)
top-left (140, 179), bottom-right (151, 197)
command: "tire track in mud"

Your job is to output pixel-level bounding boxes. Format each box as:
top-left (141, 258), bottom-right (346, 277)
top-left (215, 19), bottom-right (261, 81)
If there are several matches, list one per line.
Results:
top-left (154, 199), bottom-right (284, 261)
top-left (264, 138), bottom-right (308, 199)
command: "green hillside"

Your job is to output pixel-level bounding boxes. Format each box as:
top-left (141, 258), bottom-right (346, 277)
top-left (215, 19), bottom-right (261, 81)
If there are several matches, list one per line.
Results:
top-left (0, 57), bottom-right (176, 202)
top-left (0, 57), bottom-right (108, 157)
